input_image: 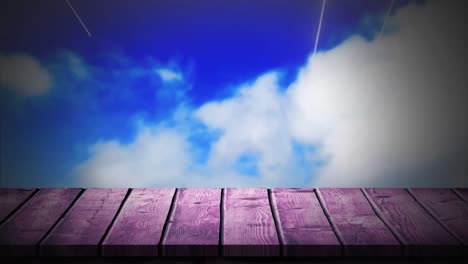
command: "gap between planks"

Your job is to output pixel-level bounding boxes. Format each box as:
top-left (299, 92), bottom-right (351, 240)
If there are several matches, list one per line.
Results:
top-left (98, 188), bottom-right (133, 256)
top-left (406, 188), bottom-right (465, 245)
top-left (159, 188), bottom-right (180, 256)
top-left (219, 188), bottom-right (225, 256)
top-left (36, 188), bottom-right (86, 256)
top-left (0, 188), bottom-right (40, 227)
top-left (2, 188), bottom-right (467, 257)
top-left (315, 188), bottom-right (344, 256)
top-left (268, 189), bottom-right (284, 257)
top-left (452, 188), bottom-right (468, 205)
top-left (360, 188), bottom-right (405, 257)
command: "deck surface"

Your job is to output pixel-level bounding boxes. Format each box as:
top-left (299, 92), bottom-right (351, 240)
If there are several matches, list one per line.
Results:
top-left (0, 188), bottom-right (466, 257)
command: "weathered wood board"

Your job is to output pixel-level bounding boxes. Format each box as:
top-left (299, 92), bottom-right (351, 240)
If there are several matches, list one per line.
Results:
top-left (0, 188), bottom-right (465, 257)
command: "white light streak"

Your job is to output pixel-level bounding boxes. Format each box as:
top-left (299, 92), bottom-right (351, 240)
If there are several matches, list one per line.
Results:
top-left (377, 0), bottom-right (395, 40)
top-left (313, 0), bottom-right (327, 56)
top-left (66, 0), bottom-right (92, 37)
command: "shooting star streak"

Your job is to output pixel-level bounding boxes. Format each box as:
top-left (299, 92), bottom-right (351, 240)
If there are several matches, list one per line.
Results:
top-left (66, 0), bottom-right (92, 37)
top-left (313, 0), bottom-right (327, 56)
top-left (377, 0), bottom-right (395, 40)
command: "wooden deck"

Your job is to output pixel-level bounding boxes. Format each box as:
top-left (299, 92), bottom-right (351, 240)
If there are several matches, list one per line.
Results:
top-left (0, 188), bottom-right (467, 258)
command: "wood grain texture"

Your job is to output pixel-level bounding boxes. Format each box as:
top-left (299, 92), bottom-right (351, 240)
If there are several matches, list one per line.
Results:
top-left (102, 188), bottom-right (175, 256)
top-left (40, 188), bottom-right (128, 256)
top-left (271, 188), bottom-right (340, 256)
top-left (409, 188), bottom-right (468, 245)
top-left (0, 188), bottom-right (467, 258)
top-left (3, 258), bottom-right (468, 264)
top-left (0, 188), bottom-right (36, 223)
top-left (0, 188), bottom-right (81, 256)
top-left (317, 188), bottom-right (400, 256)
top-left (223, 188), bottom-right (279, 257)
top-left (363, 188), bottom-right (461, 256)
top-left (162, 188), bottom-right (221, 257)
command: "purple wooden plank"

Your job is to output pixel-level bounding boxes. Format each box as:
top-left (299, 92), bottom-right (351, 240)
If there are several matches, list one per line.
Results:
top-left (318, 188), bottom-right (400, 256)
top-left (102, 188), bottom-right (175, 256)
top-left (0, 188), bottom-right (36, 223)
top-left (271, 188), bottom-right (341, 256)
top-left (162, 188), bottom-right (221, 257)
top-left (40, 188), bottom-right (128, 256)
top-left (454, 188), bottom-right (468, 204)
top-left (223, 188), bottom-right (279, 257)
top-left (409, 188), bottom-right (468, 245)
top-left (0, 188), bottom-right (81, 256)
top-left (364, 188), bottom-right (461, 256)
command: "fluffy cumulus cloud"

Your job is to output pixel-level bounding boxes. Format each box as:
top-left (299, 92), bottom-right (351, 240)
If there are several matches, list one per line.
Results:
top-left (195, 73), bottom-right (303, 185)
top-left (75, 113), bottom-right (278, 187)
top-left (0, 53), bottom-right (53, 96)
top-left (77, 0), bottom-right (467, 187)
top-left (76, 126), bottom-right (192, 187)
top-left (288, 0), bottom-right (468, 186)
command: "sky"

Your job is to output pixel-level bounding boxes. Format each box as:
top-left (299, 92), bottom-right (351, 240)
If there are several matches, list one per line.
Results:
top-left (0, 0), bottom-right (467, 187)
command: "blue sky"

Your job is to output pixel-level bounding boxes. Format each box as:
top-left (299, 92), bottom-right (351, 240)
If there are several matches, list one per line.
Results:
top-left (1, 0), bottom-right (467, 187)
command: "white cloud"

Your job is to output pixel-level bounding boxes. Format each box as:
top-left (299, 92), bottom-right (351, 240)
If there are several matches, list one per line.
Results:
top-left (76, 126), bottom-right (192, 187)
top-left (194, 73), bottom-right (300, 185)
top-left (76, 0), bottom-right (467, 187)
top-left (0, 53), bottom-right (53, 96)
top-left (76, 119), bottom-right (275, 187)
top-left (155, 67), bottom-right (183, 83)
top-left (289, 0), bottom-right (468, 186)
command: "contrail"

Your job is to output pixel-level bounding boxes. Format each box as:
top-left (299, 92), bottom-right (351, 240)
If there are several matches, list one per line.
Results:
top-left (313, 0), bottom-right (327, 56)
top-left (66, 0), bottom-right (92, 37)
top-left (377, 0), bottom-right (395, 40)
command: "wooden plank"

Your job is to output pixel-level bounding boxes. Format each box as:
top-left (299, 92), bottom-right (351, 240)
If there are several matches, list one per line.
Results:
top-left (0, 188), bottom-right (81, 256)
top-left (409, 188), bottom-right (468, 245)
top-left (271, 188), bottom-right (341, 256)
top-left (0, 188), bottom-right (36, 223)
top-left (102, 188), bottom-right (175, 256)
top-left (40, 188), bottom-right (128, 256)
top-left (8, 259), bottom-right (197, 264)
top-left (317, 188), bottom-right (400, 256)
top-left (363, 188), bottom-right (461, 256)
top-left (162, 188), bottom-right (221, 257)
top-left (3, 258), bottom-right (466, 264)
top-left (223, 188), bottom-right (279, 257)
top-left (212, 260), bottom-right (464, 264)
top-left (454, 188), bottom-right (468, 204)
